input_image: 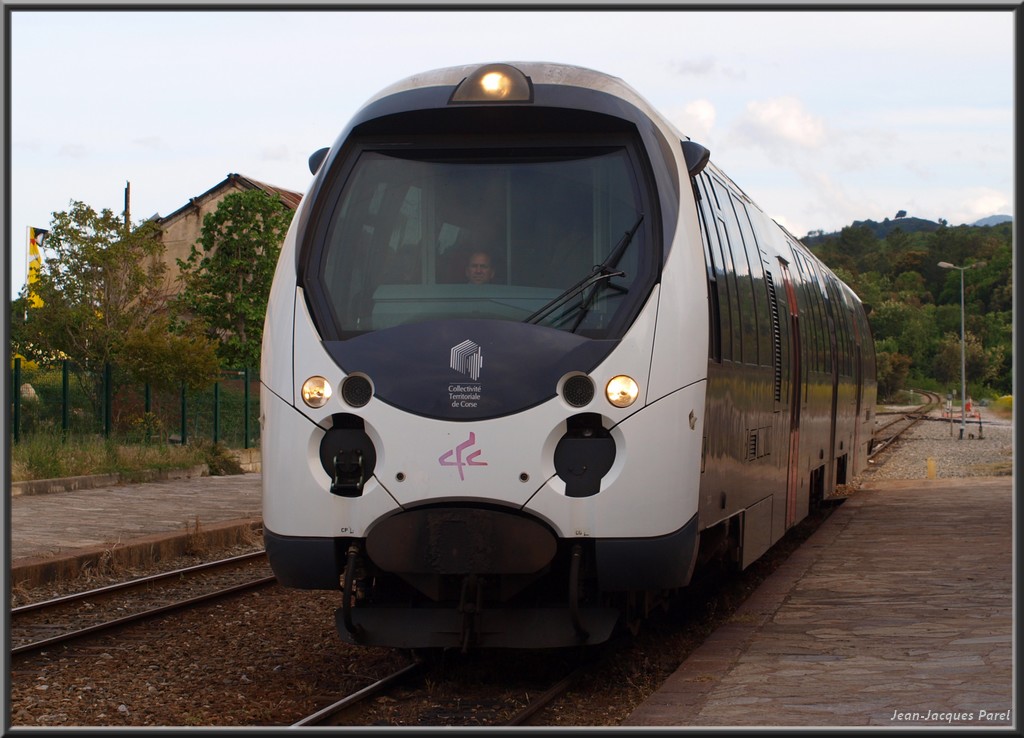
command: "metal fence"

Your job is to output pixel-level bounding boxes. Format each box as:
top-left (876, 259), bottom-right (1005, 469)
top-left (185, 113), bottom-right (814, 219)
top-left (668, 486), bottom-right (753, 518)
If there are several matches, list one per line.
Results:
top-left (10, 359), bottom-right (259, 448)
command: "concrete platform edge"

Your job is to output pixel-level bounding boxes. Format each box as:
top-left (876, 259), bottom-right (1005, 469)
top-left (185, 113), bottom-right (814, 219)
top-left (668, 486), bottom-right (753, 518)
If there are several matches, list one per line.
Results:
top-left (11, 465), bottom-right (212, 497)
top-left (10, 517), bottom-right (264, 590)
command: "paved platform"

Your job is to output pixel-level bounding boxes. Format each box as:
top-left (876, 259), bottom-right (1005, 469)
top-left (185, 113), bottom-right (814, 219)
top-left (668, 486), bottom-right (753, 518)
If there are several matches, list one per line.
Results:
top-left (624, 476), bottom-right (1014, 728)
top-left (7, 473), bottom-right (262, 588)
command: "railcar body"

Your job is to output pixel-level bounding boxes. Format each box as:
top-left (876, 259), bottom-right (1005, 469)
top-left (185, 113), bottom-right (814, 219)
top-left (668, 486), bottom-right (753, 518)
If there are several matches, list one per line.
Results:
top-left (261, 62), bottom-right (877, 650)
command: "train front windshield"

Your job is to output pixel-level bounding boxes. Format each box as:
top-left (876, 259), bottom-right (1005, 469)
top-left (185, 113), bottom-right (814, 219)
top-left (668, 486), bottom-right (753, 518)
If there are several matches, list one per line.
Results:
top-left (307, 143), bottom-right (651, 340)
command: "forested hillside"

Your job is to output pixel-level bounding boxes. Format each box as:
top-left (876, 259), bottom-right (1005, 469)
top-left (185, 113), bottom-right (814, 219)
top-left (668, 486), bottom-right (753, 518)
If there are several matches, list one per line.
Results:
top-left (805, 220), bottom-right (1013, 401)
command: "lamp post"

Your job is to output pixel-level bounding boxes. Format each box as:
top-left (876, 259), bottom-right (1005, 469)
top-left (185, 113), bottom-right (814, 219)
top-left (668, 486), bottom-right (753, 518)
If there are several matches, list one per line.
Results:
top-left (937, 260), bottom-right (983, 440)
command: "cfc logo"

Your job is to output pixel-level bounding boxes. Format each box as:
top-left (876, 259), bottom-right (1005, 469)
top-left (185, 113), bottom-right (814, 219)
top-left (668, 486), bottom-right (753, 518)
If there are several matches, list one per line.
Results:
top-left (438, 432), bottom-right (488, 481)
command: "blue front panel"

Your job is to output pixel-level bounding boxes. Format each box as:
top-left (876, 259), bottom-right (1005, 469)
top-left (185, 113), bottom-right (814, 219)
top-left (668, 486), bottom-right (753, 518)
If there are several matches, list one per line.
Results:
top-left (323, 319), bottom-right (617, 420)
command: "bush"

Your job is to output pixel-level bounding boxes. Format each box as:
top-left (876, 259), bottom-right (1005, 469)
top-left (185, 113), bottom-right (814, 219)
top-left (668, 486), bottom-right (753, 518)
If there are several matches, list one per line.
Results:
top-left (991, 395), bottom-right (1012, 418)
top-left (193, 440), bottom-right (245, 476)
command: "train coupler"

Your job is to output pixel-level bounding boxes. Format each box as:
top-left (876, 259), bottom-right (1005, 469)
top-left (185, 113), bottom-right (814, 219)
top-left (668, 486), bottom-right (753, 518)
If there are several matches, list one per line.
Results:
top-left (330, 450), bottom-right (365, 497)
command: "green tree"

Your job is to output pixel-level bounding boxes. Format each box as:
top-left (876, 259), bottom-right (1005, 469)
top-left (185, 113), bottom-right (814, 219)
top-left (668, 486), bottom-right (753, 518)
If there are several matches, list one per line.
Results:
top-left (932, 331), bottom-right (992, 388)
top-left (891, 270), bottom-right (932, 306)
top-left (9, 294), bottom-right (36, 364)
top-left (23, 201), bottom-right (167, 374)
top-left (118, 315), bottom-right (222, 392)
top-left (809, 218), bottom-right (1012, 395)
top-left (19, 200), bottom-right (221, 394)
top-left (875, 347), bottom-right (912, 401)
top-left (176, 189), bottom-right (294, 369)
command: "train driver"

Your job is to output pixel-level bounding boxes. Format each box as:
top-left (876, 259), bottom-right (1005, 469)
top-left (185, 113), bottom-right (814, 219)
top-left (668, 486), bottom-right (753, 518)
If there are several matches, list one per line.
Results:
top-left (465, 251), bottom-right (496, 284)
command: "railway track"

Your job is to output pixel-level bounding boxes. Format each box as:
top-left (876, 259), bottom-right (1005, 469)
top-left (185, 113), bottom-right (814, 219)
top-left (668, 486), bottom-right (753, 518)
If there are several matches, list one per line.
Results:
top-left (290, 649), bottom-right (606, 727)
top-left (869, 389), bottom-right (941, 460)
top-left (289, 503), bottom-right (839, 728)
top-left (10, 551), bottom-right (276, 657)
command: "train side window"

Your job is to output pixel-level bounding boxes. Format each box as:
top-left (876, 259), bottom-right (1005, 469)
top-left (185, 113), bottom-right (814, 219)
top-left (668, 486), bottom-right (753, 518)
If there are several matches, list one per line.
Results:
top-left (809, 259), bottom-right (828, 374)
top-left (806, 258), bottom-right (832, 375)
top-left (710, 176), bottom-right (745, 363)
top-left (698, 173), bottom-right (734, 362)
top-left (827, 277), bottom-right (848, 377)
top-left (722, 192), bottom-right (758, 365)
top-left (793, 249), bottom-right (821, 374)
top-left (843, 284), bottom-right (851, 374)
top-left (717, 214), bottom-right (743, 363)
top-left (694, 175), bottom-right (723, 363)
top-left (733, 198), bottom-right (772, 367)
top-left (838, 282), bottom-right (855, 376)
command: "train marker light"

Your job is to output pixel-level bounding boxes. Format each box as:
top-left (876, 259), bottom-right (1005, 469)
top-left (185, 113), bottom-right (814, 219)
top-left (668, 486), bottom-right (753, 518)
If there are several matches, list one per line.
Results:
top-left (301, 376), bottom-right (333, 408)
top-left (450, 64), bottom-right (533, 103)
top-left (606, 375), bottom-right (639, 408)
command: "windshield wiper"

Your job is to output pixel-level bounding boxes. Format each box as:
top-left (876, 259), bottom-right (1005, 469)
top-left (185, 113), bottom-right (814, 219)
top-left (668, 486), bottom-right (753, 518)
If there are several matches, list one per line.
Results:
top-left (524, 214), bottom-right (644, 327)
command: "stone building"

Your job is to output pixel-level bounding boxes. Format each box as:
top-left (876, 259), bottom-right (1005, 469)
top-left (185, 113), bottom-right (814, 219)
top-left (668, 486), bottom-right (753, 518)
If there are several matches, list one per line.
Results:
top-left (157, 173), bottom-right (302, 291)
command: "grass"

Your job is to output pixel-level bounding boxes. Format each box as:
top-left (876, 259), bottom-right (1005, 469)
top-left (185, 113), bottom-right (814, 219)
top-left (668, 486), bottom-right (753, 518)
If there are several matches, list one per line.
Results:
top-left (989, 395), bottom-right (1012, 419)
top-left (968, 460), bottom-right (1013, 476)
top-left (9, 433), bottom-right (236, 482)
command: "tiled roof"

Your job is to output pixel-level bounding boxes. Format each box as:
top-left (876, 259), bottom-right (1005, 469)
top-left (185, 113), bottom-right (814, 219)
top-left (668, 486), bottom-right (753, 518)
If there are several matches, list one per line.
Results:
top-left (230, 173), bottom-right (303, 210)
top-left (158, 173), bottom-right (303, 225)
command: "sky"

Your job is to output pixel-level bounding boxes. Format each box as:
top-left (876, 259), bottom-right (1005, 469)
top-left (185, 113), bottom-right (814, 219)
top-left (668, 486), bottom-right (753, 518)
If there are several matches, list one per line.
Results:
top-left (3, 5), bottom-right (1017, 297)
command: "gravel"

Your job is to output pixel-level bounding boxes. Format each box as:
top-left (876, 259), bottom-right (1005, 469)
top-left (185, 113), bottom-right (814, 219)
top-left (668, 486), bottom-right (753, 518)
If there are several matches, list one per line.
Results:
top-left (866, 408), bottom-right (1013, 481)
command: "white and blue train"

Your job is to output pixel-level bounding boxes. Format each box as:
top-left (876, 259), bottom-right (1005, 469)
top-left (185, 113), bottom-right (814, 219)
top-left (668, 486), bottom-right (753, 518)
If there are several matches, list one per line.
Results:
top-left (260, 62), bottom-right (877, 650)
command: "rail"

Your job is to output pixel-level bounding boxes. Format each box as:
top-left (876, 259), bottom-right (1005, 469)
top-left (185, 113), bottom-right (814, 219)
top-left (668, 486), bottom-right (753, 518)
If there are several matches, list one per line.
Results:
top-left (869, 390), bottom-right (941, 460)
top-left (11, 551), bottom-right (275, 656)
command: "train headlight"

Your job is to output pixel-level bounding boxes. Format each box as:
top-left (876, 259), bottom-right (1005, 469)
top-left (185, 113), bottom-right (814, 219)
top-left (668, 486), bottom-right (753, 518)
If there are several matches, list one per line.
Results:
top-left (450, 63), bottom-right (533, 103)
top-left (605, 375), bottom-right (639, 408)
top-left (301, 376), bottom-right (333, 408)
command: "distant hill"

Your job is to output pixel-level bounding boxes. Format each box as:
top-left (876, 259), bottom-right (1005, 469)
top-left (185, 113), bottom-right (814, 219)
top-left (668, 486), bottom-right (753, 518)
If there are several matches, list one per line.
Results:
top-left (851, 217), bottom-right (941, 239)
top-left (971, 214), bottom-right (1012, 227)
top-left (803, 216), bottom-right (938, 245)
top-left (802, 214), bottom-right (1012, 245)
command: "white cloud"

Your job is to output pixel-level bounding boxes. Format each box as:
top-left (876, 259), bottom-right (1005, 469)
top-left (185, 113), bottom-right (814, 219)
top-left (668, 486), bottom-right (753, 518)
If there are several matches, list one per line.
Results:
top-left (669, 57), bottom-right (746, 81)
top-left (132, 136), bottom-right (163, 150)
top-left (735, 97), bottom-right (826, 150)
top-left (667, 99), bottom-right (717, 145)
top-left (924, 187), bottom-right (1013, 226)
top-left (959, 189), bottom-right (1012, 220)
top-left (866, 106), bottom-right (1013, 130)
top-left (261, 144), bottom-right (290, 162)
top-left (57, 143), bottom-right (89, 159)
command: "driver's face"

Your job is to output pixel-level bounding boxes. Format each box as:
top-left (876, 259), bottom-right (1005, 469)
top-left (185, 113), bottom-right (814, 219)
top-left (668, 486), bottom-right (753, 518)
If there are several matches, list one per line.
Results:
top-left (467, 254), bottom-right (494, 284)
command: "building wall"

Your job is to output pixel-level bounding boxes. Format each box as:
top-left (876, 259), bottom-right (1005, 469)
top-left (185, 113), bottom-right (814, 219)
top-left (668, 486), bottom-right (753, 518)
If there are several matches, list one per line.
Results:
top-left (157, 181), bottom-right (250, 293)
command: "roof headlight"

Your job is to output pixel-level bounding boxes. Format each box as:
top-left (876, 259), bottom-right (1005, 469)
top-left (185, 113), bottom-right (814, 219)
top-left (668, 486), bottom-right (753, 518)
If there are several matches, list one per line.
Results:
top-left (301, 376), bottom-right (333, 408)
top-left (450, 63), bottom-right (533, 103)
top-left (605, 375), bottom-right (639, 408)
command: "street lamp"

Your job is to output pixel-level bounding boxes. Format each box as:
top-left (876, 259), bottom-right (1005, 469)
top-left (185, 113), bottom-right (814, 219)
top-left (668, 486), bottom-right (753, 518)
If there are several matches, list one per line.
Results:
top-left (937, 260), bottom-right (984, 440)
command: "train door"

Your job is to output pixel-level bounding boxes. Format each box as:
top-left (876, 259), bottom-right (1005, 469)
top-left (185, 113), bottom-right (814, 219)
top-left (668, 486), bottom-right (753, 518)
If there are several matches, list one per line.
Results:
top-left (848, 287), bottom-right (867, 474)
top-left (807, 257), bottom-right (839, 499)
top-left (778, 259), bottom-right (802, 528)
top-left (825, 281), bottom-right (839, 495)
